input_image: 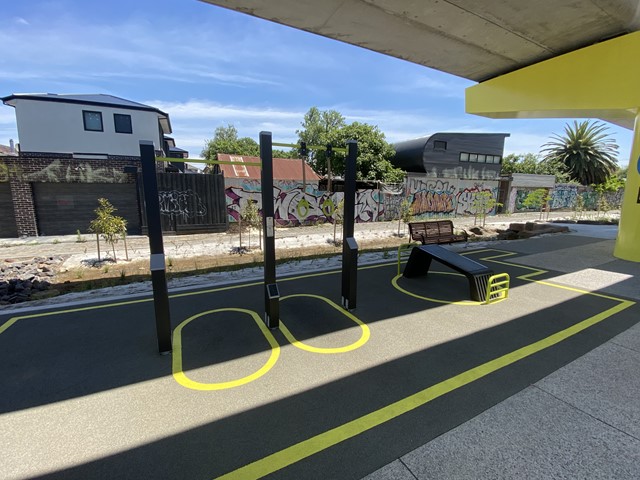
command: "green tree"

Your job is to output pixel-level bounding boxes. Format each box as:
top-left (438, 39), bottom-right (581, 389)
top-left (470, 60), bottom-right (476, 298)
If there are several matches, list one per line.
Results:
top-left (201, 125), bottom-right (259, 164)
top-left (241, 200), bottom-right (261, 250)
top-left (592, 174), bottom-right (625, 217)
top-left (399, 198), bottom-right (413, 237)
top-left (296, 107), bottom-right (346, 174)
top-left (501, 153), bottom-right (539, 175)
top-left (296, 107), bottom-right (404, 183)
top-left (89, 198), bottom-right (127, 261)
top-left (471, 191), bottom-right (502, 227)
top-left (541, 120), bottom-right (619, 185)
top-left (522, 188), bottom-right (551, 220)
top-left (501, 153), bottom-right (571, 183)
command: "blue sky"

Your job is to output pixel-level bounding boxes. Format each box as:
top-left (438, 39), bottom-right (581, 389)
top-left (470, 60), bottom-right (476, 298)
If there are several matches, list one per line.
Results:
top-left (0, 0), bottom-right (632, 166)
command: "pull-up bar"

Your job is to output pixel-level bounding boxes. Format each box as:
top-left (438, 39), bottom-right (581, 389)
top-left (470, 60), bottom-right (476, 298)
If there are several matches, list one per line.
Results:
top-left (272, 142), bottom-right (347, 154)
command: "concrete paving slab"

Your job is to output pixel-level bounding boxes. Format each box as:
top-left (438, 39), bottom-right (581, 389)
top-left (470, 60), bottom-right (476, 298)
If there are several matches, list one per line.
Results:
top-left (400, 386), bottom-right (640, 480)
top-left (611, 321), bottom-right (640, 353)
top-left (536, 342), bottom-right (640, 439)
top-left (507, 239), bottom-right (618, 273)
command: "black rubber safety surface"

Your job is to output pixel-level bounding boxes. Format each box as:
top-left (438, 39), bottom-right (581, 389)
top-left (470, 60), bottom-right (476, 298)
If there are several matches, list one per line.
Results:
top-left (1, 248), bottom-right (637, 480)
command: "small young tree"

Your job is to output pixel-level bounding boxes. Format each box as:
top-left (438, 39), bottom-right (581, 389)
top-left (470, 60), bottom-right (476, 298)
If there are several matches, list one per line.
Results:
top-left (241, 200), bottom-right (260, 250)
top-left (471, 191), bottom-right (502, 227)
top-left (592, 175), bottom-right (625, 219)
top-left (522, 189), bottom-right (551, 220)
top-left (332, 198), bottom-right (345, 245)
top-left (89, 198), bottom-right (127, 261)
top-left (399, 198), bottom-right (413, 237)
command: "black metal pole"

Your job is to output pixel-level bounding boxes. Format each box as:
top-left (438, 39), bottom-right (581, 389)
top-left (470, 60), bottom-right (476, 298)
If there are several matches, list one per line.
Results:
top-left (139, 141), bottom-right (172, 354)
top-left (260, 132), bottom-right (280, 328)
top-left (342, 140), bottom-right (358, 309)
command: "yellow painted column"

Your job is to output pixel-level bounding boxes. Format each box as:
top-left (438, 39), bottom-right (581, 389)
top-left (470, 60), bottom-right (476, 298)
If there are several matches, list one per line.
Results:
top-left (614, 112), bottom-right (640, 262)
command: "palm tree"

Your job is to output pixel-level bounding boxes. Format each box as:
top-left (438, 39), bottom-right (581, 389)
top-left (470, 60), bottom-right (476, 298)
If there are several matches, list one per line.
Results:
top-left (541, 120), bottom-right (619, 185)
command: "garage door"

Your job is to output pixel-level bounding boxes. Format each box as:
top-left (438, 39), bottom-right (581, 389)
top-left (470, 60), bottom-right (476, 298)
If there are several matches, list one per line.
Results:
top-left (33, 183), bottom-right (140, 236)
top-left (0, 182), bottom-right (18, 238)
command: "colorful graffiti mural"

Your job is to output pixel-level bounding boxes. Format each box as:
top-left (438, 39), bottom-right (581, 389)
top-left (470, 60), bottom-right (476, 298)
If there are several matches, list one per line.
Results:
top-left (406, 178), bottom-right (498, 219)
top-left (225, 181), bottom-right (385, 226)
top-left (225, 176), bottom-right (505, 224)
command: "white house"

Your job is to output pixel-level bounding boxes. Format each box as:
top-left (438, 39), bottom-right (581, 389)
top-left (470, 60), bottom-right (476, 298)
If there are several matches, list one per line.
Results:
top-left (1, 93), bottom-right (172, 157)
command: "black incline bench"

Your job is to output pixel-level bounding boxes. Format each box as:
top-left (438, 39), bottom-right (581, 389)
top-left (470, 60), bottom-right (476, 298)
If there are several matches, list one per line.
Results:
top-left (403, 244), bottom-right (494, 302)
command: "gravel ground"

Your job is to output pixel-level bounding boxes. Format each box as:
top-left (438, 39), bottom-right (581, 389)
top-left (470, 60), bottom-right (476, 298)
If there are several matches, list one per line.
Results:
top-left (0, 211), bottom-right (616, 311)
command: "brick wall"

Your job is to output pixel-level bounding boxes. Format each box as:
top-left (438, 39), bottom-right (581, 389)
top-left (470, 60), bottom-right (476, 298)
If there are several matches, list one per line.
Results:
top-left (1, 153), bottom-right (140, 236)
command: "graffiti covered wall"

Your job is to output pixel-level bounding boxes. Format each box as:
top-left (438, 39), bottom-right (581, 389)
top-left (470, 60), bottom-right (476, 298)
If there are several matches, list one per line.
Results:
top-left (225, 179), bottom-right (387, 225)
top-left (225, 176), bottom-right (501, 225)
top-left (512, 184), bottom-right (625, 212)
top-left (406, 176), bottom-right (499, 219)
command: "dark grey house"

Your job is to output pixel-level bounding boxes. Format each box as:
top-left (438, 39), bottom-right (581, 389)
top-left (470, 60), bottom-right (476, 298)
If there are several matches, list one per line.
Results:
top-left (393, 133), bottom-right (510, 179)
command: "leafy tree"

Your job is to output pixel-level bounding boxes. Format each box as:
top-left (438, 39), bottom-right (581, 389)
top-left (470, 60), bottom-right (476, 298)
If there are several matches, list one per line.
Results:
top-left (296, 107), bottom-right (404, 183)
top-left (398, 198), bottom-right (413, 237)
top-left (522, 188), bottom-right (550, 220)
top-left (501, 153), bottom-right (571, 183)
top-left (471, 191), bottom-right (502, 227)
top-left (202, 125), bottom-right (259, 164)
top-left (593, 175), bottom-right (625, 217)
top-left (541, 120), bottom-right (619, 185)
top-left (89, 198), bottom-right (127, 261)
top-left (241, 200), bottom-right (261, 250)
top-left (501, 153), bottom-right (539, 175)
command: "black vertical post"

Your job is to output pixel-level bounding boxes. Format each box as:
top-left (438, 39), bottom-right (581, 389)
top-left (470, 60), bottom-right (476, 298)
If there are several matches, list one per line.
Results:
top-left (342, 140), bottom-right (358, 309)
top-left (260, 132), bottom-right (280, 328)
top-left (139, 141), bottom-right (172, 354)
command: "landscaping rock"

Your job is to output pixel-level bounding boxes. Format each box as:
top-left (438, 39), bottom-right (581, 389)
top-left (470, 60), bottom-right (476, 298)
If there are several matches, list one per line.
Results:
top-left (0, 256), bottom-right (64, 304)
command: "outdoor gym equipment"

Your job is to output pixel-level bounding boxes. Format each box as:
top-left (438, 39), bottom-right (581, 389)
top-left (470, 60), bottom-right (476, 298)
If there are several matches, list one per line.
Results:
top-left (138, 135), bottom-right (359, 352)
top-left (403, 244), bottom-right (494, 303)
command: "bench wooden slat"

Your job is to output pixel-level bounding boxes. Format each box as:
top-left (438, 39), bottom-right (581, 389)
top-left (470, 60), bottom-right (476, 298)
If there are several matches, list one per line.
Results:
top-left (408, 220), bottom-right (466, 245)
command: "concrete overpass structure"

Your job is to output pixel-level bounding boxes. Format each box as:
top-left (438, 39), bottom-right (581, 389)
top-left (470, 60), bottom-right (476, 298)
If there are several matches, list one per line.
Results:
top-left (202, 0), bottom-right (640, 261)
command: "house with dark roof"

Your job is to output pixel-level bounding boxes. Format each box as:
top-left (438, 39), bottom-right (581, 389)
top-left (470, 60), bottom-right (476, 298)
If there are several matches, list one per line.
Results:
top-left (392, 133), bottom-right (511, 218)
top-left (1, 93), bottom-right (172, 158)
top-left (393, 132), bottom-right (509, 180)
top-left (0, 93), bottom-right (187, 237)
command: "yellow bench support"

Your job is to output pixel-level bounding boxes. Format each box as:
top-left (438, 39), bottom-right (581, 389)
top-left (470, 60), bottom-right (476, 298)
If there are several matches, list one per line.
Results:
top-left (397, 243), bottom-right (419, 275)
top-left (485, 273), bottom-right (510, 304)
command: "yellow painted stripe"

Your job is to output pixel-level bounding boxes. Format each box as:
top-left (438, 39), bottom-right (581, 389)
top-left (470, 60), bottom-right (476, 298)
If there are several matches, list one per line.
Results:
top-left (279, 294), bottom-right (370, 354)
top-left (215, 297), bottom-right (634, 480)
top-left (391, 273), bottom-right (481, 306)
top-left (0, 261), bottom-right (400, 337)
top-left (172, 308), bottom-right (280, 391)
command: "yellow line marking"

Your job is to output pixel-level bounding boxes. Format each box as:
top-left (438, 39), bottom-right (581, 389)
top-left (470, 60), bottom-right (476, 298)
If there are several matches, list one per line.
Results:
top-left (392, 272), bottom-right (481, 306)
top-left (279, 294), bottom-right (370, 354)
top-left (172, 308), bottom-right (280, 391)
top-left (0, 264), bottom-right (397, 336)
top-left (214, 248), bottom-right (636, 479)
top-left (215, 296), bottom-right (634, 480)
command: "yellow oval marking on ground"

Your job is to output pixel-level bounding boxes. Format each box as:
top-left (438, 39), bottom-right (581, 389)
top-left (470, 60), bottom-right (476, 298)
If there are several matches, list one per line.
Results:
top-left (391, 272), bottom-right (482, 306)
top-left (279, 294), bottom-right (370, 353)
top-left (172, 308), bottom-right (280, 391)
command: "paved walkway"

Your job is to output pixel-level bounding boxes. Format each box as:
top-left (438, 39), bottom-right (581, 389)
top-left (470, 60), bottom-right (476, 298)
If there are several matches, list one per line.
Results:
top-left (0, 223), bottom-right (637, 479)
top-left (364, 223), bottom-right (640, 480)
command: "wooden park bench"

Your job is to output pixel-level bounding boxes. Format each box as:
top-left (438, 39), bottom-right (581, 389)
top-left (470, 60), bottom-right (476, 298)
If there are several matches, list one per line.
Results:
top-left (408, 220), bottom-right (468, 245)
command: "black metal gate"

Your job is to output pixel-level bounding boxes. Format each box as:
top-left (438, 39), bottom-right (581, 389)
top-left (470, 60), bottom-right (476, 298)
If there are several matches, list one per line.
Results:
top-left (32, 182), bottom-right (140, 236)
top-left (139, 173), bottom-right (228, 234)
top-left (0, 182), bottom-right (18, 238)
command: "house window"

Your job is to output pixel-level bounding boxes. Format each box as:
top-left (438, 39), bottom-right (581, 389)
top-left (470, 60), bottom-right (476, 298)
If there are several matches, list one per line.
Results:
top-left (460, 152), bottom-right (469, 162)
top-left (469, 153), bottom-right (478, 162)
top-left (433, 140), bottom-right (447, 150)
top-left (478, 154), bottom-right (486, 163)
top-left (83, 110), bottom-right (103, 132)
top-left (114, 114), bottom-right (133, 134)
